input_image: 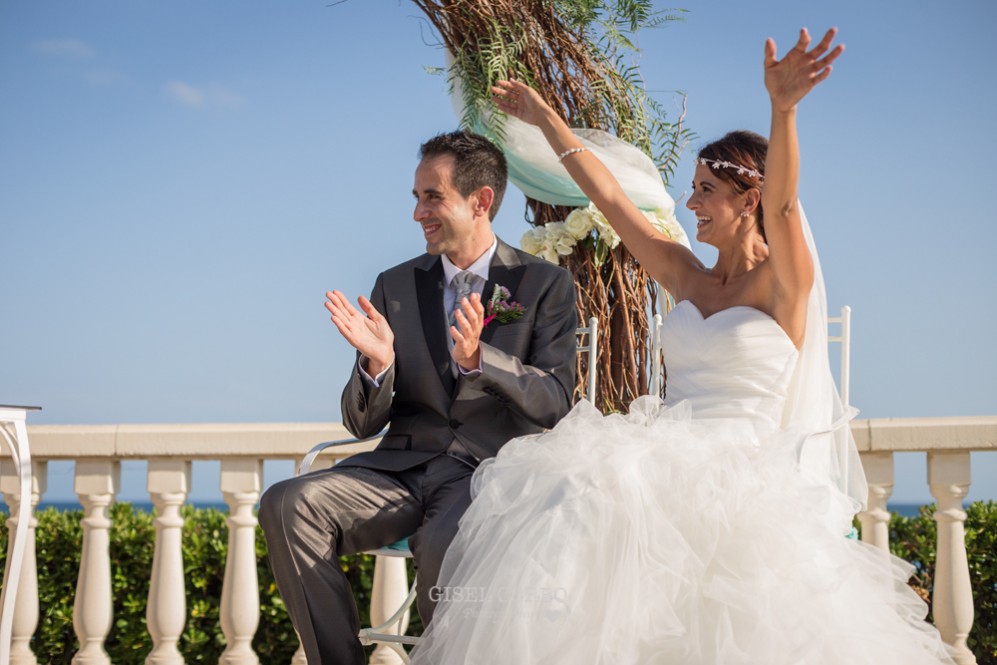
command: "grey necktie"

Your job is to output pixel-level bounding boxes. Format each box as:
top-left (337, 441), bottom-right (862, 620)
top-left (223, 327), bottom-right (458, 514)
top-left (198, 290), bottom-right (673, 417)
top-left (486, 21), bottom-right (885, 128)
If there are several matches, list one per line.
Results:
top-left (449, 271), bottom-right (476, 327)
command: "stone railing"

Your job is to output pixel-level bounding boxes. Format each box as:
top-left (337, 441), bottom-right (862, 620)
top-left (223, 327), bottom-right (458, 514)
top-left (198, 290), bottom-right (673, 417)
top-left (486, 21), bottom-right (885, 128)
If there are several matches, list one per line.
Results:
top-left (2, 416), bottom-right (995, 665)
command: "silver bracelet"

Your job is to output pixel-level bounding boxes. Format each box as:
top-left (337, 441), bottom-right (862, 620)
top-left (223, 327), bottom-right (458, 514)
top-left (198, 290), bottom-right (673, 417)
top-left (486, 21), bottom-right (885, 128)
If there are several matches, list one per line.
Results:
top-left (557, 147), bottom-right (587, 162)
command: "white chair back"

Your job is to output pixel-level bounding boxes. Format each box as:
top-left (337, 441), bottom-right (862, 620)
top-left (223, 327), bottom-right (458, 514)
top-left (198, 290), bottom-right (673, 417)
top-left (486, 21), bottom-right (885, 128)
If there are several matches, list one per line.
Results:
top-left (650, 313), bottom-right (664, 397)
top-left (575, 317), bottom-right (599, 402)
top-left (827, 305), bottom-right (852, 406)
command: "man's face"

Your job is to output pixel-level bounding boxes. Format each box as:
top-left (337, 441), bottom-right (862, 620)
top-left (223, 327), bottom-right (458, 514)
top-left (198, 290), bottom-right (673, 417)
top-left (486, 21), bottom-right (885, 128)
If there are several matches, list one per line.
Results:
top-left (412, 154), bottom-right (481, 258)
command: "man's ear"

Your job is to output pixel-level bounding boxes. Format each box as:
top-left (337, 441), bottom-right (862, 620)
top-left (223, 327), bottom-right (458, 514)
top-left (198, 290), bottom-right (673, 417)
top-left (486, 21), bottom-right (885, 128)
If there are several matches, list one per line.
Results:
top-left (474, 186), bottom-right (495, 218)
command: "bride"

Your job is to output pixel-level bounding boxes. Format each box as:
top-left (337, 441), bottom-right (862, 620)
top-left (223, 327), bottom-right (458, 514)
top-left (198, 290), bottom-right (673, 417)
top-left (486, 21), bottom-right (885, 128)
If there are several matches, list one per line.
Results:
top-left (411, 28), bottom-right (954, 664)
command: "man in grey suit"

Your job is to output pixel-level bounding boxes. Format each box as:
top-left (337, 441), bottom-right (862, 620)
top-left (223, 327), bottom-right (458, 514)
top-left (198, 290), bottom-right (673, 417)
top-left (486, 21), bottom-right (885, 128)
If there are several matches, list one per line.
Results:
top-left (259, 130), bottom-right (577, 665)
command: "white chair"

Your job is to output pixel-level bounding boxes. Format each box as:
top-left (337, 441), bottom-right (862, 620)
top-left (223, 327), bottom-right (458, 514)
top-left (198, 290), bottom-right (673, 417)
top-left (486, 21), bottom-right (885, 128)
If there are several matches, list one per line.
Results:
top-left (295, 320), bottom-right (601, 663)
top-left (0, 405), bottom-right (41, 665)
top-left (827, 305), bottom-right (855, 513)
top-left (649, 313), bottom-right (664, 398)
top-left (827, 305), bottom-right (852, 406)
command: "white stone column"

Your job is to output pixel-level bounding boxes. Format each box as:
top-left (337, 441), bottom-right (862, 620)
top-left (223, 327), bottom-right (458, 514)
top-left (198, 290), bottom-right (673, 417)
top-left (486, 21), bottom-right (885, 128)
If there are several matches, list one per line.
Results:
top-left (72, 461), bottom-right (121, 665)
top-left (928, 451), bottom-right (977, 665)
top-left (0, 460), bottom-right (46, 665)
top-left (857, 451), bottom-right (894, 551)
top-left (145, 460), bottom-right (190, 665)
top-left (219, 459), bottom-right (262, 665)
top-left (368, 556), bottom-right (410, 665)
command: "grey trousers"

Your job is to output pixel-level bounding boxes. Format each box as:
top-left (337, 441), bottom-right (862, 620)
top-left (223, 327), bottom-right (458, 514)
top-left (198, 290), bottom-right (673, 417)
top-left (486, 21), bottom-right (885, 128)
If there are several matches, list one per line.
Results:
top-left (259, 455), bottom-right (474, 665)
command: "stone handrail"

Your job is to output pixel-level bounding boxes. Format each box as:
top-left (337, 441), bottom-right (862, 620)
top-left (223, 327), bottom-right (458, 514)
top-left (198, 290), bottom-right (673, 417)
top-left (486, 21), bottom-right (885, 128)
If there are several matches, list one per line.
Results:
top-left (1, 416), bottom-right (995, 665)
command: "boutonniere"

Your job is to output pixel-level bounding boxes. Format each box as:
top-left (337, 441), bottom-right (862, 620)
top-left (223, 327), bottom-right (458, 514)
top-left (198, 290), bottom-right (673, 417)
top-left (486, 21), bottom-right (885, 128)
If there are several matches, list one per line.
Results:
top-left (483, 284), bottom-right (526, 327)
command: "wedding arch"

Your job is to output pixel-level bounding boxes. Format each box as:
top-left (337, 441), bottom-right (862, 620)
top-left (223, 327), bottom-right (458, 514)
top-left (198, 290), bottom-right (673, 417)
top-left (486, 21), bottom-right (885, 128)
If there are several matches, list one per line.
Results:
top-left (412, 0), bottom-right (692, 413)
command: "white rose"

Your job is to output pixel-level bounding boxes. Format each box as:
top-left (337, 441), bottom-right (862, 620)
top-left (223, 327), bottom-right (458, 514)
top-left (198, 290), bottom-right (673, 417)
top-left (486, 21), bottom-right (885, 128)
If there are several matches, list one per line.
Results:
top-left (601, 227), bottom-right (621, 250)
top-left (543, 222), bottom-right (577, 256)
top-left (585, 205), bottom-right (621, 249)
top-left (563, 208), bottom-right (593, 240)
top-left (520, 227), bottom-right (545, 256)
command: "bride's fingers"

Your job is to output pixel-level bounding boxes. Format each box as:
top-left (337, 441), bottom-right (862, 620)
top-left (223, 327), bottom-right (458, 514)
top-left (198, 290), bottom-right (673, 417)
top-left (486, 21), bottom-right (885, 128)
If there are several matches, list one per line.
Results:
top-left (792, 27), bottom-right (812, 54)
top-left (764, 37), bottom-right (778, 67)
top-left (807, 27), bottom-right (838, 59)
top-left (814, 44), bottom-right (845, 72)
top-left (811, 65), bottom-right (834, 85)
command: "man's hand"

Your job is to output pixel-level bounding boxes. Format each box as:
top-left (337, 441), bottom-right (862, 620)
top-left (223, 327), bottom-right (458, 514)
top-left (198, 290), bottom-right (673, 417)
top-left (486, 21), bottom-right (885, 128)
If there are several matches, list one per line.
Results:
top-left (325, 290), bottom-right (395, 376)
top-left (451, 292), bottom-right (485, 371)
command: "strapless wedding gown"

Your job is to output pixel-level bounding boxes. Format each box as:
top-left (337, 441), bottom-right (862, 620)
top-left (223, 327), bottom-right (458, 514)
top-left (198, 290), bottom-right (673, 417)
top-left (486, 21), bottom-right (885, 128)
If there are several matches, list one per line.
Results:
top-left (411, 301), bottom-right (953, 664)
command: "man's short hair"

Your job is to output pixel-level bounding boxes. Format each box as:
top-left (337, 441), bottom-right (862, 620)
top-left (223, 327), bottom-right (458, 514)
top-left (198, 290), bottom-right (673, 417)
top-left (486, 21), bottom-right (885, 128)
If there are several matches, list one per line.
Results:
top-left (419, 130), bottom-right (508, 221)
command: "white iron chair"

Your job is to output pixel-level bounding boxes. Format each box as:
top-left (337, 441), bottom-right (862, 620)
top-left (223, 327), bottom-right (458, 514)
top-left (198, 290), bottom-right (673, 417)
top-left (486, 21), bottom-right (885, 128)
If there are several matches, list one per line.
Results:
top-left (295, 318), bottom-right (600, 663)
top-left (0, 405), bottom-right (41, 665)
top-left (650, 312), bottom-right (665, 398)
top-left (827, 305), bottom-right (852, 407)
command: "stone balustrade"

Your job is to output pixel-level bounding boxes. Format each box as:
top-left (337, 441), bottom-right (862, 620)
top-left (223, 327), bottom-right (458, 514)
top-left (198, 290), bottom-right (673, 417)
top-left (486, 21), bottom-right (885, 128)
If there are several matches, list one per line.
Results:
top-left (1, 417), bottom-right (995, 665)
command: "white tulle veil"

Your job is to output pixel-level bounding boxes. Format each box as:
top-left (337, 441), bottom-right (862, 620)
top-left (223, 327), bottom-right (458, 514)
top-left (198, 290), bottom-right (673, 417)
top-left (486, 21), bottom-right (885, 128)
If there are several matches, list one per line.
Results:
top-left (789, 205), bottom-right (867, 511)
top-left (469, 106), bottom-right (867, 512)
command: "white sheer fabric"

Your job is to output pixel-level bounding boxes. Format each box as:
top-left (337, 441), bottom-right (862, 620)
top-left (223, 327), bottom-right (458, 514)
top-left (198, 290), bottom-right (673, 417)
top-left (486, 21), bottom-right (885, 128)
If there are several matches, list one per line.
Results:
top-left (789, 205), bottom-right (868, 513)
top-left (412, 304), bottom-right (950, 664)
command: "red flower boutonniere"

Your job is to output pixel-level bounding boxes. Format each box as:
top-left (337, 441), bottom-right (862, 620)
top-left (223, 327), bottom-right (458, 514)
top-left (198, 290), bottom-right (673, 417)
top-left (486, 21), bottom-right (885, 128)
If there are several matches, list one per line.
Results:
top-left (483, 284), bottom-right (526, 327)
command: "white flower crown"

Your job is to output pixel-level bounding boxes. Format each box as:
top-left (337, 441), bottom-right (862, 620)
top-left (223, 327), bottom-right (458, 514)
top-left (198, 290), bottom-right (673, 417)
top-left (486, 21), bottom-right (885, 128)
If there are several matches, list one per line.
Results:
top-left (697, 157), bottom-right (764, 182)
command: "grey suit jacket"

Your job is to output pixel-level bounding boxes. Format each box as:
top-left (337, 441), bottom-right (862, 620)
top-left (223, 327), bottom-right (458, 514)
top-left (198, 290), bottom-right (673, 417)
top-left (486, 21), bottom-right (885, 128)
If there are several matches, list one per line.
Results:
top-left (339, 238), bottom-right (577, 472)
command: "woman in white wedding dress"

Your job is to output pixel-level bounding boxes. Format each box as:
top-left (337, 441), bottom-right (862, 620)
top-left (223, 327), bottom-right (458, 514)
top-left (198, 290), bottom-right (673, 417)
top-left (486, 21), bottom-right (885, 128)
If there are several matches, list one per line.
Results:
top-left (411, 28), bottom-right (955, 664)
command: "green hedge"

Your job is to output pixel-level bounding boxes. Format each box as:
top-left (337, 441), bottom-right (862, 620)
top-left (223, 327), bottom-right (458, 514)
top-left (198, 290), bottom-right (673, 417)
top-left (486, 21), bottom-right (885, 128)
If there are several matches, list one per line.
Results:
top-left (0, 502), bottom-right (993, 663)
top-left (882, 502), bottom-right (996, 663)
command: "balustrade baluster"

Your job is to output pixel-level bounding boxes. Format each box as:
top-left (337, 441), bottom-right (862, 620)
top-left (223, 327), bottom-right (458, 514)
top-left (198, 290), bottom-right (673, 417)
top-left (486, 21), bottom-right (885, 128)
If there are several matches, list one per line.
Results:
top-left (857, 451), bottom-right (893, 551)
top-left (0, 461), bottom-right (45, 665)
top-left (368, 556), bottom-right (410, 665)
top-left (145, 460), bottom-right (190, 665)
top-left (928, 451), bottom-right (976, 665)
top-left (72, 461), bottom-right (120, 665)
top-left (219, 459), bottom-right (262, 665)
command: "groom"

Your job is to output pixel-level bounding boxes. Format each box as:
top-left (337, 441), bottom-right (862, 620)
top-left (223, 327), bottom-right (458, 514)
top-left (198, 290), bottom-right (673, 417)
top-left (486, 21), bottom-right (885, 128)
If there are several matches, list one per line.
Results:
top-left (259, 130), bottom-right (577, 665)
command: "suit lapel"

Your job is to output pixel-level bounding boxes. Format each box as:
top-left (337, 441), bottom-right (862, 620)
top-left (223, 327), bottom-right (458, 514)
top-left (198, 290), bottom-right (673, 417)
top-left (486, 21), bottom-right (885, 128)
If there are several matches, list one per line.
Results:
top-left (481, 239), bottom-right (526, 346)
top-left (414, 258), bottom-right (455, 394)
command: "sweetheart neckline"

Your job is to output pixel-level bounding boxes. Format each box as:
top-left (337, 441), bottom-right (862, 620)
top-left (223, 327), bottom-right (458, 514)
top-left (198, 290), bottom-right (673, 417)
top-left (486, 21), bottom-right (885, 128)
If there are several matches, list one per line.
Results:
top-left (674, 300), bottom-right (798, 350)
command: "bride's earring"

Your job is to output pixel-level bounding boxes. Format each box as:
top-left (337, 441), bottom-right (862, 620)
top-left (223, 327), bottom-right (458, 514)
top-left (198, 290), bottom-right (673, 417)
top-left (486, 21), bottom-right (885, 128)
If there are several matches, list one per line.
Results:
top-left (740, 211), bottom-right (750, 218)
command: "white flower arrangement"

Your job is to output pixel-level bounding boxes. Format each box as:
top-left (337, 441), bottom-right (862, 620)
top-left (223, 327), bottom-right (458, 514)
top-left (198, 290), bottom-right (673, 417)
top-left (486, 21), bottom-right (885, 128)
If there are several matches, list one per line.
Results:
top-left (520, 203), bottom-right (690, 264)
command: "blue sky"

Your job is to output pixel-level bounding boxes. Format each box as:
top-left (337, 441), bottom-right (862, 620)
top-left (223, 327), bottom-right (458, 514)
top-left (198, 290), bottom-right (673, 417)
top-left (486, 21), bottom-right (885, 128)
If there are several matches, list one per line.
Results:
top-left (2, 1), bottom-right (995, 505)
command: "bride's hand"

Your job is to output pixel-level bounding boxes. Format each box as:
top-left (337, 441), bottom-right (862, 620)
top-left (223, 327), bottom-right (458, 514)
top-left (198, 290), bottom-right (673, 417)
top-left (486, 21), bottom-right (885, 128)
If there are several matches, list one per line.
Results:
top-left (491, 79), bottom-right (551, 126)
top-left (765, 27), bottom-right (844, 112)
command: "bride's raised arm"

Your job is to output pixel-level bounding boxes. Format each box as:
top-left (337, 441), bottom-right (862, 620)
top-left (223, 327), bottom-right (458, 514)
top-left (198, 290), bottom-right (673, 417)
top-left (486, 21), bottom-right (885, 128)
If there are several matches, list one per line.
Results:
top-left (762, 28), bottom-right (844, 307)
top-left (492, 80), bottom-right (702, 297)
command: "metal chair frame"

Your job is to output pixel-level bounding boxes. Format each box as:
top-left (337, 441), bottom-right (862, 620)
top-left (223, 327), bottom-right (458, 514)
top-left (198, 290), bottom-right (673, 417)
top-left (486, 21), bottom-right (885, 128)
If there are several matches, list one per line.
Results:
top-left (0, 405), bottom-right (41, 665)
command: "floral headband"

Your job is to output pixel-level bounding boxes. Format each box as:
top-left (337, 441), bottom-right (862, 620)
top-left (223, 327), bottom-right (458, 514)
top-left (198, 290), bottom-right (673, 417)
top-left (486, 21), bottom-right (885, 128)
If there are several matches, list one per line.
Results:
top-left (697, 157), bottom-right (764, 182)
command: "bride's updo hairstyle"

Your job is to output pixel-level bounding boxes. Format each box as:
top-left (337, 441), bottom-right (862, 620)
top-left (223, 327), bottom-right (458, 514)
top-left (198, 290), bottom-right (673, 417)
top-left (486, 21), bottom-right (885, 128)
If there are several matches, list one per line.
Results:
top-left (697, 130), bottom-right (768, 241)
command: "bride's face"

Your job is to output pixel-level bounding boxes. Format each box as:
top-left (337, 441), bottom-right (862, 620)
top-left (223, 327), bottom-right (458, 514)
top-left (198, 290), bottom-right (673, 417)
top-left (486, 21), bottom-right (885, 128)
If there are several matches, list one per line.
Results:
top-left (686, 165), bottom-right (747, 247)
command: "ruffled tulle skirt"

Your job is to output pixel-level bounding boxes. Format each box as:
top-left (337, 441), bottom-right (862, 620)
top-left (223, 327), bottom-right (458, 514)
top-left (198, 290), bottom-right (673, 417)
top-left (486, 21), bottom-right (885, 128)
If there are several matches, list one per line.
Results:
top-left (411, 397), bottom-right (954, 664)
